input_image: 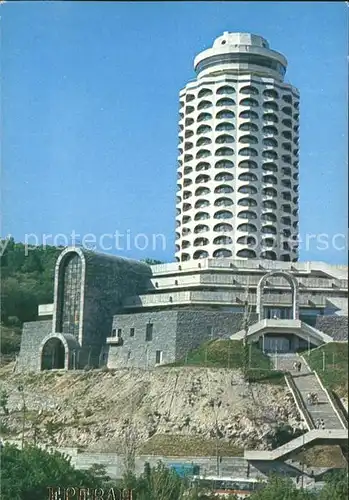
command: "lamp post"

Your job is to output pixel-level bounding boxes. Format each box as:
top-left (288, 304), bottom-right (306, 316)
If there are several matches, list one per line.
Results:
top-left (18, 385), bottom-right (26, 449)
top-left (274, 345), bottom-right (278, 370)
top-left (72, 350), bottom-right (76, 370)
top-left (243, 299), bottom-right (249, 382)
top-left (213, 403), bottom-right (220, 477)
top-left (300, 432), bottom-right (305, 490)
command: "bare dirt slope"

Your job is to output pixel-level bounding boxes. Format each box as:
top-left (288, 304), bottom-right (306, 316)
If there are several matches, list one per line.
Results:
top-left (0, 364), bottom-right (304, 455)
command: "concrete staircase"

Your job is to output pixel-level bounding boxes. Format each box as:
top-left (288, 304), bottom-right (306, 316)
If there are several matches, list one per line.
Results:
top-left (292, 372), bottom-right (344, 430)
top-left (245, 353), bottom-right (348, 461)
top-left (245, 429), bottom-right (348, 461)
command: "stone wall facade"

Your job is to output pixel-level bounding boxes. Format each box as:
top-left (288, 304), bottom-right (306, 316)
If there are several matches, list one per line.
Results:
top-left (107, 309), bottom-right (259, 369)
top-left (17, 248), bottom-right (152, 372)
top-left (315, 316), bottom-right (348, 341)
top-left (77, 251), bottom-right (151, 365)
top-left (176, 310), bottom-right (258, 360)
top-left (107, 311), bottom-right (178, 369)
top-left (17, 320), bottom-right (53, 372)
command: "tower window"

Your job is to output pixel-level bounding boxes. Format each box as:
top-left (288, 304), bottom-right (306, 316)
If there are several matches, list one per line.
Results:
top-left (130, 328), bottom-right (135, 337)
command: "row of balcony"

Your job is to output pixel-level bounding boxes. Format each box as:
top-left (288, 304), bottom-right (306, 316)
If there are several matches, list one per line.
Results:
top-left (180, 124), bottom-right (298, 142)
top-left (149, 259), bottom-right (347, 281)
top-left (181, 85), bottom-right (299, 104)
top-left (146, 273), bottom-right (348, 290)
top-left (123, 290), bottom-right (330, 308)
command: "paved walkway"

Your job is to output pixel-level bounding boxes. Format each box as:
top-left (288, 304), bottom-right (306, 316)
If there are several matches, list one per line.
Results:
top-left (245, 353), bottom-right (348, 461)
top-left (270, 353), bottom-right (344, 430)
top-left (269, 353), bottom-right (302, 373)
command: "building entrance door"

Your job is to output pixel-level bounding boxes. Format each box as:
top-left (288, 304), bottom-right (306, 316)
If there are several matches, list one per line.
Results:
top-left (263, 336), bottom-right (290, 353)
top-left (265, 308), bottom-right (292, 319)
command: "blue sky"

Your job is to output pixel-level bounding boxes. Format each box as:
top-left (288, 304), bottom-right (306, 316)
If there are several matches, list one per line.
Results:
top-left (2, 1), bottom-right (348, 263)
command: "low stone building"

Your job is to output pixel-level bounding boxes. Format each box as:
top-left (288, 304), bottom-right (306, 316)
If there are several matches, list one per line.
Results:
top-left (16, 247), bottom-right (348, 372)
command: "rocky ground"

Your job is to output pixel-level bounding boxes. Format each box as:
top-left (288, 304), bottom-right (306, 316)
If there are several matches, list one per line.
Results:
top-left (0, 363), bottom-right (305, 454)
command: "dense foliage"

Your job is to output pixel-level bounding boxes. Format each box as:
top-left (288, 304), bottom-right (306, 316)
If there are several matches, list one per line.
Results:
top-left (0, 443), bottom-right (105, 500)
top-left (1, 238), bottom-right (62, 326)
top-left (1, 444), bottom-right (347, 500)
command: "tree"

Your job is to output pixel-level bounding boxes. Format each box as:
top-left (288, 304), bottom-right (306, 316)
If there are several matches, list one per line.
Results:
top-left (249, 475), bottom-right (316, 500)
top-left (141, 258), bottom-right (163, 265)
top-left (0, 443), bottom-right (105, 500)
top-left (319, 470), bottom-right (348, 500)
top-left (0, 390), bottom-right (9, 415)
top-left (121, 461), bottom-right (188, 500)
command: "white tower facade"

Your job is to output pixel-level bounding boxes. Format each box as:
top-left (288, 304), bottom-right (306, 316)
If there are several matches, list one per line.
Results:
top-left (175, 33), bottom-right (299, 262)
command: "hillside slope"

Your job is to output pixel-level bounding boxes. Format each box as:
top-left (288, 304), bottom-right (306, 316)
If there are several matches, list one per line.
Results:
top-left (303, 342), bottom-right (348, 398)
top-left (0, 364), bottom-right (303, 456)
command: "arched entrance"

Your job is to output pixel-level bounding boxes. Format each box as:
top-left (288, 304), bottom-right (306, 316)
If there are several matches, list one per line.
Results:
top-left (256, 270), bottom-right (299, 321)
top-left (41, 337), bottom-right (66, 370)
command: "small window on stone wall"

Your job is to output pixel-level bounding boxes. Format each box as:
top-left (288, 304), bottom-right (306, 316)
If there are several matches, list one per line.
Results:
top-left (155, 350), bottom-right (163, 364)
top-left (117, 328), bottom-right (122, 337)
top-left (112, 328), bottom-right (116, 337)
top-left (130, 328), bottom-right (135, 337)
top-left (207, 326), bottom-right (213, 338)
top-left (146, 323), bottom-right (153, 341)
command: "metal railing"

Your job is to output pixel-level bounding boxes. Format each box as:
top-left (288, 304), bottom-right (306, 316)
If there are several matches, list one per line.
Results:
top-left (313, 370), bottom-right (348, 430)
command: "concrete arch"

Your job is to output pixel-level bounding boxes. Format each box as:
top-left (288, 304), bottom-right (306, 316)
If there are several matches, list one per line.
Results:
top-left (39, 332), bottom-right (81, 371)
top-left (256, 270), bottom-right (299, 320)
top-left (52, 247), bottom-right (86, 344)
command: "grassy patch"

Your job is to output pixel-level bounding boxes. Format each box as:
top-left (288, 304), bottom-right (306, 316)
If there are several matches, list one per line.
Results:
top-left (160, 340), bottom-right (285, 385)
top-left (246, 369), bottom-right (285, 385)
top-left (138, 433), bottom-right (244, 457)
top-left (162, 340), bottom-right (271, 369)
top-left (0, 422), bottom-right (11, 435)
top-left (296, 445), bottom-right (347, 468)
top-left (303, 342), bottom-right (348, 397)
top-left (0, 324), bottom-right (21, 359)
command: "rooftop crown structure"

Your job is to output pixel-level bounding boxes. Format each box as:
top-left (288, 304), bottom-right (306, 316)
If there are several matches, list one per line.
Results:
top-left (175, 32), bottom-right (299, 262)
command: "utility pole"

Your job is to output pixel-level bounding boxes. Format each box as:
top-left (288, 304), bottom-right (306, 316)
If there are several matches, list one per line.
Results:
top-left (215, 415), bottom-right (219, 476)
top-left (242, 282), bottom-right (250, 382)
top-left (274, 345), bottom-right (278, 370)
top-left (18, 385), bottom-right (26, 449)
top-left (72, 350), bottom-right (76, 370)
top-left (301, 432), bottom-right (305, 489)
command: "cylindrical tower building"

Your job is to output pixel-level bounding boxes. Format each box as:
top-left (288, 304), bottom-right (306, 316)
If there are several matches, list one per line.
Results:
top-left (175, 32), bottom-right (299, 262)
